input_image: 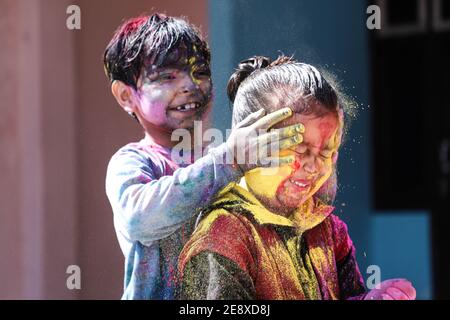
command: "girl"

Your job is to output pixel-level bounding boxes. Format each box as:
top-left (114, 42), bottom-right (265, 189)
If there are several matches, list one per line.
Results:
top-left (177, 56), bottom-right (416, 300)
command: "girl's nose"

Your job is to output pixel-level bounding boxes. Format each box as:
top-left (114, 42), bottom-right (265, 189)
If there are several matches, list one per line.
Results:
top-left (302, 156), bottom-right (318, 174)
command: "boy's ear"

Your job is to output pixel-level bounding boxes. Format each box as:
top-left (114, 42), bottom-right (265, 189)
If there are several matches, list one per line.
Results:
top-left (111, 80), bottom-right (137, 113)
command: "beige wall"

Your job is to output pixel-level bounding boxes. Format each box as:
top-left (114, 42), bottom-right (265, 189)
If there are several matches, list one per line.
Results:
top-left (75, 0), bottom-right (208, 300)
top-left (1, 0), bottom-right (24, 299)
top-left (0, 0), bottom-right (208, 299)
top-left (0, 0), bottom-right (78, 299)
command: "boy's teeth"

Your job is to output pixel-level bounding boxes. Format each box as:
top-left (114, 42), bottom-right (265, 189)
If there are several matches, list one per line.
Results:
top-left (175, 103), bottom-right (199, 111)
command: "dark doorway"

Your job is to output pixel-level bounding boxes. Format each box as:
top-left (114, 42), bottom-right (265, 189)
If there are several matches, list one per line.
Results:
top-left (371, 0), bottom-right (450, 299)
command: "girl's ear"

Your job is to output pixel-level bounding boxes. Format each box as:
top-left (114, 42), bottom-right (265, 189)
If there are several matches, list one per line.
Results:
top-left (332, 151), bottom-right (339, 164)
top-left (111, 80), bottom-right (137, 113)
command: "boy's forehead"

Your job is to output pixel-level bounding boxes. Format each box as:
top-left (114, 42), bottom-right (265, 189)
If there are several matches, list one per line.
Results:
top-left (149, 43), bottom-right (209, 69)
top-left (144, 56), bottom-right (209, 77)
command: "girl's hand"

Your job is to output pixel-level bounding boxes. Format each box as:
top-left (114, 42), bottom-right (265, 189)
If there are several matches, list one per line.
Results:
top-left (364, 279), bottom-right (416, 300)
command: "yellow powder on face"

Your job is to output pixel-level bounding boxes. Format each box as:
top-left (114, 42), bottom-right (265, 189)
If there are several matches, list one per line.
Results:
top-left (187, 54), bottom-right (204, 86)
top-left (244, 149), bottom-right (295, 199)
top-left (244, 115), bottom-right (343, 214)
top-left (187, 56), bottom-right (197, 66)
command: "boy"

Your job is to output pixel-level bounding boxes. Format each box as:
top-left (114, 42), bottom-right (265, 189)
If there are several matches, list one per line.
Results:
top-left (104, 14), bottom-right (302, 299)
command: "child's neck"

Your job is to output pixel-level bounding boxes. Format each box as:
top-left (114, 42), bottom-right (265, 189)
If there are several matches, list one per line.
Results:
top-left (144, 128), bottom-right (201, 150)
top-left (239, 177), bottom-right (315, 218)
top-left (144, 131), bottom-right (177, 148)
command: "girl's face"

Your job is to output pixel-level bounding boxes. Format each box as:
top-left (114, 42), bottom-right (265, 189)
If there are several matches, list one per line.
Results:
top-left (245, 111), bottom-right (342, 213)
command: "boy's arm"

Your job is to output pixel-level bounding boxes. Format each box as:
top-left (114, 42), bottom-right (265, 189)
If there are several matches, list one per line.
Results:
top-left (106, 107), bottom-right (302, 246)
top-left (106, 143), bottom-right (241, 246)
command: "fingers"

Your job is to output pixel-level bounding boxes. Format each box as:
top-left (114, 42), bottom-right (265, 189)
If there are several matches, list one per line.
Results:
top-left (258, 135), bottom-right (303, 162)
top-left (235, 108), bottom-right (266, 129)
top-left (386, 287), bottom-right (409, 300)
top-left (257, 123), bottom-right (304, 148)
top-left (277, 135), bottom-right (303, 150)
top-left (391, 280), bottom-right (416, 300)
top-left (378, 279), bottom-right (416, 300)
top-left (380, 293), bottom-right (394, 300)
top-left (252, 107), bottom-right (293, 130)
top-left (378, 278), bottom-right (403, 291)
top-left (262, 155), bottom-right (295, 168)
top-left (272, 123), bottom-right (305, 139)
top-left (255, 124), bottom-right (303, 161)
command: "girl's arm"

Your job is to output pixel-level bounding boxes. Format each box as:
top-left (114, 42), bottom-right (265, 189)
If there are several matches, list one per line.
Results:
top-left (331, 215), bottom-right (367, 299)
top-left (333, 215), bottom-right (416, 300)
top-left (180, 252), bottom-right (256, 300)
top-left (336, 246), bottom-right (367, 300)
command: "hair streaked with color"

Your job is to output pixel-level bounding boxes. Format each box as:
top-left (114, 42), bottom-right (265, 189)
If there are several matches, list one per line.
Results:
top-left (103, 13), bottom-right (210, 90)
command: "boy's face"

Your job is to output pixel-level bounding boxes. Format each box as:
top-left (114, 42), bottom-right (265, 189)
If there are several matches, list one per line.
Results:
top-left (134, 50), bottom-right (212, 131)
top-left (245, 111), bottom-right (342, 212)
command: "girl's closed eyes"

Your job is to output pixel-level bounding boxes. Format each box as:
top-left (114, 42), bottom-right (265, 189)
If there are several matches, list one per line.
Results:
top-left (288, 144), bottom-right (334, 159)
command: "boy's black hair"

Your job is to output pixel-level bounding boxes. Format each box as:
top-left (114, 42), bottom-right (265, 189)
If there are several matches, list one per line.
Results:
top-left (103, 13), bottom-right (211, 90)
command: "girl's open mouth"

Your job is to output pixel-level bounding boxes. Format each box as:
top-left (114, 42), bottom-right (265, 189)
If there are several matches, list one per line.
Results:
top-left (289, 178), bottom-right (311, 192)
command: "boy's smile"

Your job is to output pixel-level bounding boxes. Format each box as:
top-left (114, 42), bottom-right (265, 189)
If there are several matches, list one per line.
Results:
top-left (134, 54), bottom-right (212, 132)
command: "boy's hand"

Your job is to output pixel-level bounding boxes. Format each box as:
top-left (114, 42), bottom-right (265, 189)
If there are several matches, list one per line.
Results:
top-left (226, 107), bottom-right (304, 173)
top-left (364, 279), bottom-right (416, 300)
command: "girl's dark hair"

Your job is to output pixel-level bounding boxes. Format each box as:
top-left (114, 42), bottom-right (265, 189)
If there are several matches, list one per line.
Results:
top-left (228, 55), bottom-right (357, 205)
top-left (103, 13), bottom-right (210, 90)
top-left (227, 55), bottom-right (355, 133)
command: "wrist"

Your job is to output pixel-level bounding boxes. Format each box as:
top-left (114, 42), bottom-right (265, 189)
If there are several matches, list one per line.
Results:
top-left (208, 143), bottom-right (243, 178)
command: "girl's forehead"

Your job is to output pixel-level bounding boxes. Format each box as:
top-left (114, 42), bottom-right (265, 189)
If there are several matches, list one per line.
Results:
top-left (274, 112), bottom-right (338, 129)
top-left (275, 112), bottom-right (341, 149)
